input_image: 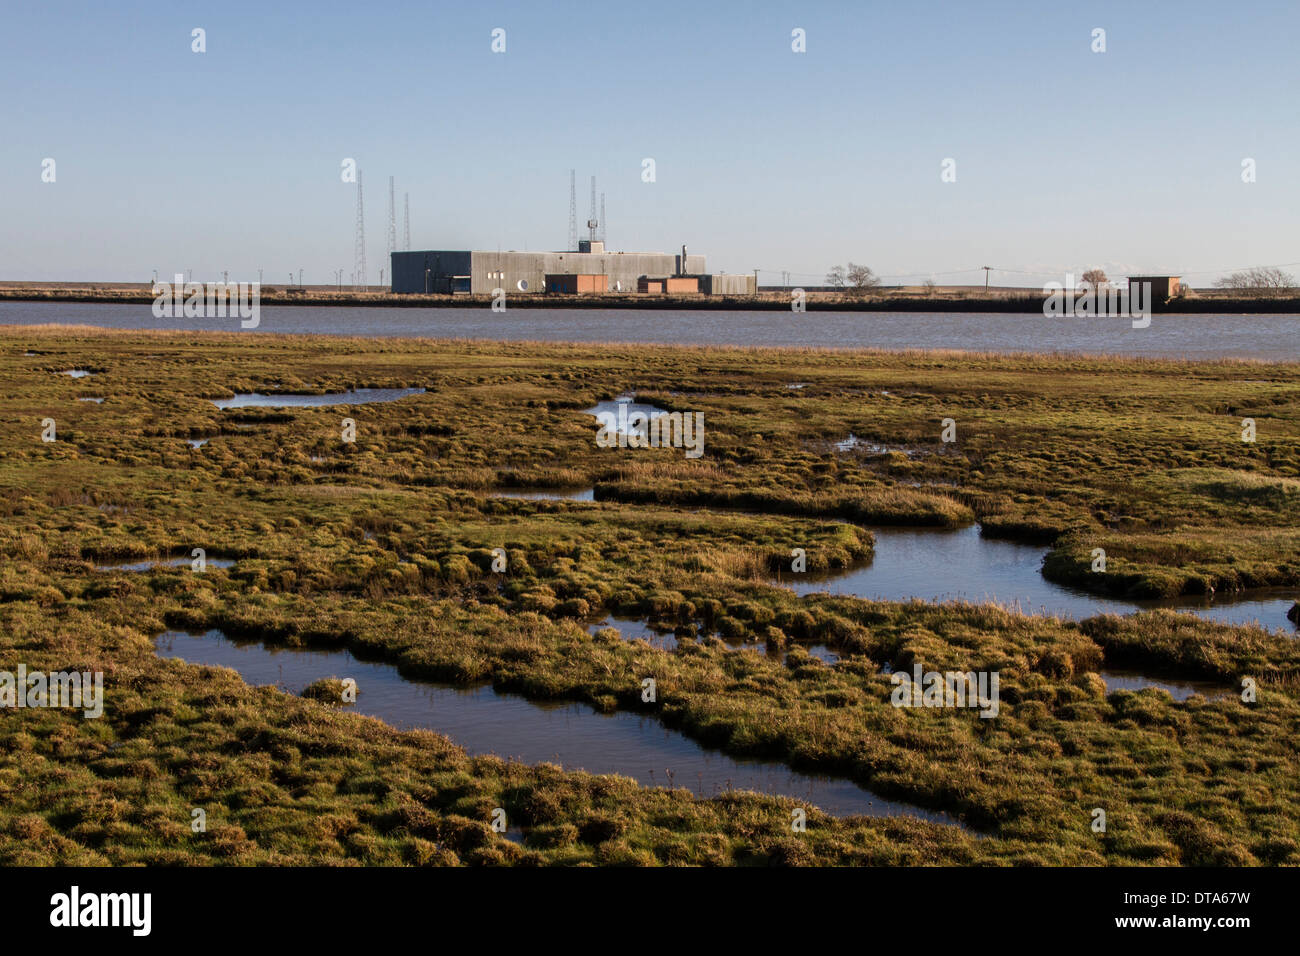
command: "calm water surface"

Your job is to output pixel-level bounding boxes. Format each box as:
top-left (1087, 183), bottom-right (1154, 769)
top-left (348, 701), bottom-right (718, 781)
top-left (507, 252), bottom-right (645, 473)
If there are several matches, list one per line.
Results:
top-left (1099, 670), bottom-right (1230, 701)
top-left (153, 629), bottom-right (959, 823)
top-left (211, 387), bottom-right (424, 408)
top-left (97, 556), bottom-right (235, 572)
top-left (5, 301), bottom-right (1296, 358)
top-left (774, 526), bottom-right (1297, 633)
top-left (588, 615), bottom-right (840, 665)
top-left (489, 487), bottom-right (595, 501)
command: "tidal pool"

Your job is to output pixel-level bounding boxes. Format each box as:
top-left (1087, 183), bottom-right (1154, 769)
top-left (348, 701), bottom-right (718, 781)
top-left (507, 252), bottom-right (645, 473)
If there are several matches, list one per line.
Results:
top-left (774, 525), bottom-right (1297, 633)
top-left (587, 616), bottom-right (839, 665)
top-left (97, 556), bottom-right (235, 572)
top-left (153, 628), bottom-right (961, 823)
top-left (490, 487), bottom-right (595, 501)
top-left (211, 387), bottom-right (425, 409)
top-left (1099, 670), bottom-right (1231, 701)
top-left (583, 394), bottom-right (671, 436)
top-left (587, 616), bottom-right (680, 651)
top-left (833, 434), bottom-right (913, 455)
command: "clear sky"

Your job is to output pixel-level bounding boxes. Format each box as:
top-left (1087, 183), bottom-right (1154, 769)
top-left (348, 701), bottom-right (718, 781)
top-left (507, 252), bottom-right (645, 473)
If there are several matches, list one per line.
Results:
top-left (3, 0), bottom-right (1297, 287)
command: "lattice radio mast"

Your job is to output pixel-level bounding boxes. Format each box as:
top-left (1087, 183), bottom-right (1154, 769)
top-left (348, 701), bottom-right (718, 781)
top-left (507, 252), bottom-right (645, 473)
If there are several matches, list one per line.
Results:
top-left (386, 176), bottom-right (397, 260)
top-left (567, 169), bottom-right (577, 251)
top-left (353, 170), bottom-right (366, 291)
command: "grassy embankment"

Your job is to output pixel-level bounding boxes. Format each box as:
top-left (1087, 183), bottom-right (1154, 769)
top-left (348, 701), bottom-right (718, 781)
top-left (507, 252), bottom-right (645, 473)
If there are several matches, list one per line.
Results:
top-left (3, 282), bottom-right (1299, 312)
top-left (1, 327), bottom-right (1298, 865)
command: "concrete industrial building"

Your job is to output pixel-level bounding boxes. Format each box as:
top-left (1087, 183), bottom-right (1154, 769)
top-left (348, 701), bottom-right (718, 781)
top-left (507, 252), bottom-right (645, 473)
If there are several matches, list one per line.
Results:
top-left (390, 240), bottom-right (754, 296)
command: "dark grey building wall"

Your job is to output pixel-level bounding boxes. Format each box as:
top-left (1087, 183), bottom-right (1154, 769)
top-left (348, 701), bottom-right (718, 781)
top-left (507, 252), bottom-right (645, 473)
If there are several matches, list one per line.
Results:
top-left (391, 251), bottom-right (473, 294)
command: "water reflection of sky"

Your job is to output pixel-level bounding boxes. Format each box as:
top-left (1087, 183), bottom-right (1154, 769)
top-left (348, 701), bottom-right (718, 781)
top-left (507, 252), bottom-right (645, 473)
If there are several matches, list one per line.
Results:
top-left (776, 525), bottom-right (1296, 633)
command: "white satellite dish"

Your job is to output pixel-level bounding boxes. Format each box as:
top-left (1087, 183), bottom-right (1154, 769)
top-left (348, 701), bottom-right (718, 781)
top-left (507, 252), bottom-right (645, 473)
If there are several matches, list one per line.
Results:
top-left (517, 279), bottom-right (528, 291)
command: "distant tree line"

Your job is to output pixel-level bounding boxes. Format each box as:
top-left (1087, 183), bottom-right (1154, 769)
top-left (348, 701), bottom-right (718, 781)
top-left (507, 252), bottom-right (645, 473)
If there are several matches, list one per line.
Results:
top-left (820, 263), bottom-right (1297, 298)
top-left (1214, 267), bottom-right (1295, 296)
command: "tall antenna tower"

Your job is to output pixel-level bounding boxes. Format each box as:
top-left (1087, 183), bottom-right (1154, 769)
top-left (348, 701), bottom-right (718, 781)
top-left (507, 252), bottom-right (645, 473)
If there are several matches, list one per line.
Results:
top-left (599, 193), bottom-right (606, 244)
top-left (567, 170), bottom-right (577, 251)
top-left (403, 192), bottom-right (410, 250)
top-left (353, 170), bottom-right (367, 291)
top-left (386, 176), bottom-right (397, 260)
top-left (588, 176), bottom-right (598, 242)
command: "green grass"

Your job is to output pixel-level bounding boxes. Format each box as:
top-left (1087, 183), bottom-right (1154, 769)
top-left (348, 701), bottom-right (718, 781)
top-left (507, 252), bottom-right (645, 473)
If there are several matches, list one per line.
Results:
top-left (1, 326), bottom-right (1298, 865)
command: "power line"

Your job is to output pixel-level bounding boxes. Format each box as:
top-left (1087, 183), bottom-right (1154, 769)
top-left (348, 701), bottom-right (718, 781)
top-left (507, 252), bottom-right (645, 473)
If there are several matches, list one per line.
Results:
top-left (1169, 260), bottom-right (1300, 277)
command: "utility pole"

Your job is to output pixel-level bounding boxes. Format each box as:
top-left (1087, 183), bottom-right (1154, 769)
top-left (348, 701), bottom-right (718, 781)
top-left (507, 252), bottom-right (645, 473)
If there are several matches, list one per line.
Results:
top-left (983, 266), bottom-right (992, 293)
top-left (753, 268), bottom-right (759, 293)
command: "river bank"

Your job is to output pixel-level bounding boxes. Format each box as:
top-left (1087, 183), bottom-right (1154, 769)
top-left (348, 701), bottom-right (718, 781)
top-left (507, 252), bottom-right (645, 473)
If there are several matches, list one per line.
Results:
top-left (3, 282), bottom-right (1298, 313)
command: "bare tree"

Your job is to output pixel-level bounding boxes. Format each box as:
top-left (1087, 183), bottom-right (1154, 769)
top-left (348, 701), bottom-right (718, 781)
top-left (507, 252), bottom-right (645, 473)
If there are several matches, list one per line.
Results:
top-left (1081, 268), bottom-right (1108, 290)
top-left (825, 265), bottom-right (846, 289)
top-left (1215, 267), bottom-right (1295, 297)
top-left (845, 262), bottom-right (880, 293)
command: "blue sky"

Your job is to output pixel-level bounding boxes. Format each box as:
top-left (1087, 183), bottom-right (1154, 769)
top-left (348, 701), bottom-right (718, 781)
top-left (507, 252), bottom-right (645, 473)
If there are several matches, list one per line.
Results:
top-left (3, 0), bottom-right (1297, 286)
